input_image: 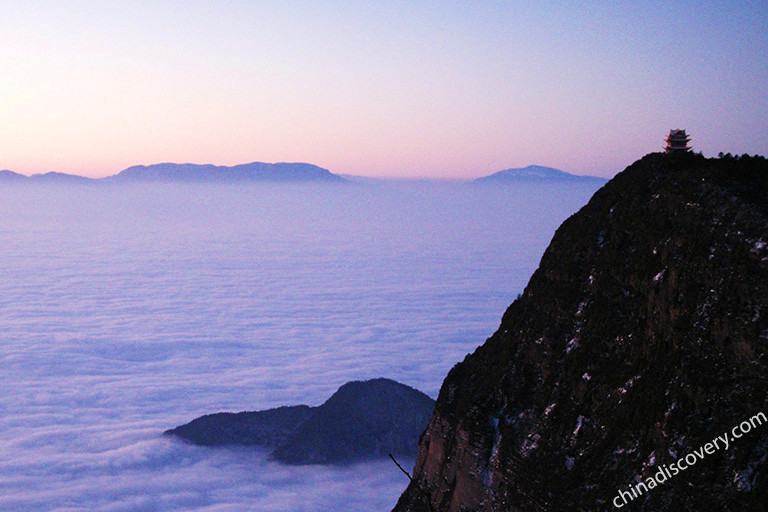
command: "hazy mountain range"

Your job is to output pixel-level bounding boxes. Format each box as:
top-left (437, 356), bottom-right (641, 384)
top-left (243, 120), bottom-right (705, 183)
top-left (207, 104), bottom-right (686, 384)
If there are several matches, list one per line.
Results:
top-left (0, 169), bottom-right (95, 184)
top-left (0, 162), bottom-right (345, 184)
top-left (470, 164), bottom-right (606, 184)
top-left (0, 162), bottom-right (605, 185)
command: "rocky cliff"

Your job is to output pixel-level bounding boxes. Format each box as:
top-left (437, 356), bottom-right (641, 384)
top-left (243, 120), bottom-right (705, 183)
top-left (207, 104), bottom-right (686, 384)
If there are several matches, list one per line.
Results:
top-left (393, 153), bottom-right (768, 511)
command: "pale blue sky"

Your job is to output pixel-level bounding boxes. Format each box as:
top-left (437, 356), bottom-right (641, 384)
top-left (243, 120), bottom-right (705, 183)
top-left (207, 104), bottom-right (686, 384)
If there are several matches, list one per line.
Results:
top-left (1, 1), bottom-right (766, 178)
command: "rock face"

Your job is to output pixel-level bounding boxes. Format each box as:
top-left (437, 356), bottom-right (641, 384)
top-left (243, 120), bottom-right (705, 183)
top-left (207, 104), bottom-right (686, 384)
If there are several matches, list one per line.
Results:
top-left (393, 153), bottom-right (768, 512)
top-left (165, 378), bottom-right (435, 465)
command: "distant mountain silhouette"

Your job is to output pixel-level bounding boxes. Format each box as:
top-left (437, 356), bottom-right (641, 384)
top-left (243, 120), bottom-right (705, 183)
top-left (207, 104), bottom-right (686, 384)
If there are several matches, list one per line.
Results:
top-left (472, 165), bottom-right (606, 184)
top-left (0, 170), bottom-right (95, 184)
top-left (0, 170), bottom-right (29, 182)
top-left (165, 378), bottom-right (435, 465)
top-left (108, 162), bottom-right (346, 183)
top-left (29, 172), bottom-right (96, 184)
top-left (0, 162), bottom-right (346, 184)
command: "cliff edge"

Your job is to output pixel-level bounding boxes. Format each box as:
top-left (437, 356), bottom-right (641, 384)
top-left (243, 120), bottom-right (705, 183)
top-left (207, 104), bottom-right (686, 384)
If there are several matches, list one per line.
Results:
top-left (393, 153), bottom-right (768, 511)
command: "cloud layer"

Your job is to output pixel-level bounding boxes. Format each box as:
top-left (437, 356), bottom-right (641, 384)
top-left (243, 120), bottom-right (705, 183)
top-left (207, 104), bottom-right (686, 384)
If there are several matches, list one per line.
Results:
top-left (0, 181), bottom-right (600, 510)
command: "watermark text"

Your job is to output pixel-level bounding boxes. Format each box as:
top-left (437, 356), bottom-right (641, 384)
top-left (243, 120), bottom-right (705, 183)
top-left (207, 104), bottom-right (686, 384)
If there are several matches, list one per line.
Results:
top-left (612, 412), bottom-right (766, 508)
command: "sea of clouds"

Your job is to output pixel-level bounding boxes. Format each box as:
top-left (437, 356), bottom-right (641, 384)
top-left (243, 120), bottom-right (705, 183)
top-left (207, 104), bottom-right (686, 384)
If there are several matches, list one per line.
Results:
top-left (0, 179), bottom-right (602, 511)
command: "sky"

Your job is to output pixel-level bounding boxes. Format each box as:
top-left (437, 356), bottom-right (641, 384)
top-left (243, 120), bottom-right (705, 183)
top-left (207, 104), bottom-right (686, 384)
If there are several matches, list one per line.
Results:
top-left (1, 1), bottom-right (766, 179)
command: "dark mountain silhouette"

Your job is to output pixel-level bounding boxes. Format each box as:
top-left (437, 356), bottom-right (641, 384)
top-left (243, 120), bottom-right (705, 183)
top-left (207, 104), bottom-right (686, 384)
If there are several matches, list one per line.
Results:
top-left (165, 378), bottom-right (435, 465)
top-left (471, 165), bottom-right (606, 184)
top-left (272, 378), bottom-right (436, 465)
top-left (165, 405), bottom-right (314, 448)
top-left (394, 153), bottom-right (768, 512)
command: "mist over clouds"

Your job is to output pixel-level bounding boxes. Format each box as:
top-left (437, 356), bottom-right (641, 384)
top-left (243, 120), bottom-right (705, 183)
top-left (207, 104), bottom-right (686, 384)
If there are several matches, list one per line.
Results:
top-left (0, 181), bottom-right (601, 510)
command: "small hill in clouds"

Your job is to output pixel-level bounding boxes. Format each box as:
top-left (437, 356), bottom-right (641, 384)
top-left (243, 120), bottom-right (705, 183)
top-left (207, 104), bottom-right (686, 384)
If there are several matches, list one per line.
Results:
top-left (472, 165), bottom-right (607, 184)
top-left (271, 378), bottom-right (436, 465)
top-left (164, 405), bottom-right (315, 448)
top-left (108, 162), bottom-right (346, 183)
top-left (165, 378), bottom-right (435, 465)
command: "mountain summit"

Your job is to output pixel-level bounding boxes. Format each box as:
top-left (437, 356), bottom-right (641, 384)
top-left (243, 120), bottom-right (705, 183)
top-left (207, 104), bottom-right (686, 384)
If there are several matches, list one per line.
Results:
top-left (394, 153), bottom-right (768, 511)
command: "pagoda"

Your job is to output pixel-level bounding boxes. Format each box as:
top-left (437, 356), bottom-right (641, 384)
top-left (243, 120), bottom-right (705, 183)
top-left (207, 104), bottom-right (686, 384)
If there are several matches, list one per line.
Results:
top-left (665, 129), bottom-right (691, 153)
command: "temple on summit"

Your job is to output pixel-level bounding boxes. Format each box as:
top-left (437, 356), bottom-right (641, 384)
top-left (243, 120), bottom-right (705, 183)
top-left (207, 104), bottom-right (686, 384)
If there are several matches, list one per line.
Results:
top-left (665, 129), bottom-right (691, 153)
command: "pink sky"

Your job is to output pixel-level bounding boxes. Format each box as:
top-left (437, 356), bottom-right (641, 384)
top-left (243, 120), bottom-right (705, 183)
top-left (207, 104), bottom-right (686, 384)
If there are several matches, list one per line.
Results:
top-left (1, 2), bottom-right (766, 179)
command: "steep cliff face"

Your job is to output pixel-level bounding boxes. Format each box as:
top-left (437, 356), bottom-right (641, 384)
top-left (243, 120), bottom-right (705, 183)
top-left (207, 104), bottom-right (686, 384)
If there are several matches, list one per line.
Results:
top-left (394, 153), bottom-right (768, 512)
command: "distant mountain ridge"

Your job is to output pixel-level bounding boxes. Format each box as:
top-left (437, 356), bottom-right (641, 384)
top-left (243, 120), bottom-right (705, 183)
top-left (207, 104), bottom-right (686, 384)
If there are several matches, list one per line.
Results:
top-left (0, 162), bottom-right (346, 184)
top-left (0, 169), bottom-right (93, 183)
top-left (108, 162), bottom-right (345, 183)
top-left (165, 378), bottom-right (436, 465)
top-left (0, 170), bottom-right (28, 182)
top-left (1, 163), bottom-right (606, 185)
top-left (472, 165), bottom-right (606, 184)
